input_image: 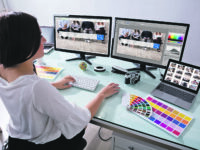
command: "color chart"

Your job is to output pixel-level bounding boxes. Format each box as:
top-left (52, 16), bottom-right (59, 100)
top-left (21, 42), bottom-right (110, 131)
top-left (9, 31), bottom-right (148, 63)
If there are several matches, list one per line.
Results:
top-left (146, 96), bottom-right (193, 138)
top-left (168, 32), bottom-right (184, 44)
top-left (127, 94), bottom-right (152, 118)
top-left (35, 65), bottom-right (63, 80)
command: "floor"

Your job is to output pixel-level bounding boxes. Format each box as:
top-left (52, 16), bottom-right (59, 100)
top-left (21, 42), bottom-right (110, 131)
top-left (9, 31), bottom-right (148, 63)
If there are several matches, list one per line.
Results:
top-left (83, 123), bottom-right (113, 150)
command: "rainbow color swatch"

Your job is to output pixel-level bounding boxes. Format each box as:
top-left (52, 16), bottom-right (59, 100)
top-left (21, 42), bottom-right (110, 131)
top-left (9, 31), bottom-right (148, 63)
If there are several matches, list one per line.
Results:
top-left (146, 96), bottom-right (193, 138)
top-left (127, 95), bottom-right (152, 118)
top-left (168, 32), bottom-right (184, 43)
top-left (35, 65), bottom-right (63, 79)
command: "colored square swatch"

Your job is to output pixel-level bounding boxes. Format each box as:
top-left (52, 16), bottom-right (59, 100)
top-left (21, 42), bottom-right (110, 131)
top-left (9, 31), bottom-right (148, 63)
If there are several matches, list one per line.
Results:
top-left (124, 95), bottom-right (193, 138)
top-left (145, 96), bottom-right (193, 138)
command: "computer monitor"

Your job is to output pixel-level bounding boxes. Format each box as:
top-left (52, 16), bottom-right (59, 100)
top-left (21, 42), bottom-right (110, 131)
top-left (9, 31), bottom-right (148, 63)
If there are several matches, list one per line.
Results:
top-left (41, 26), bottom-right (54, 45)
top-left (54, 15), bottom-right (112, 65)
top-left (111, 17), bottom-right (190, 78)
top-left (40, 26), bottom-right (54, 53)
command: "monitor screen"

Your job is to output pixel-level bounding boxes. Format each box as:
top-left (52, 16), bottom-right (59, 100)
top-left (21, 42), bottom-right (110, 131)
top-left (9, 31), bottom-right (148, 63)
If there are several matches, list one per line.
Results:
top-left (54, 15), bottom-right (112, 64)
top-left (111, 18), bottom-right (190, 72)
top-left (164, 60), bottom-right (200, 92)
top-left (40, 26), bottom-right (54, 45)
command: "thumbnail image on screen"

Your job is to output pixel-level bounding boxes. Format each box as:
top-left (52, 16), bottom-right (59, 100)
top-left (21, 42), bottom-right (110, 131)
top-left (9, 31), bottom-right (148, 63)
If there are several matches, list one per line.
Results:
top-left (165, 62), bottom-right (200, 91)
top-left (112, 18), bottom-right (189, 68)
top-left (54, 16), bottom-right (111, 56)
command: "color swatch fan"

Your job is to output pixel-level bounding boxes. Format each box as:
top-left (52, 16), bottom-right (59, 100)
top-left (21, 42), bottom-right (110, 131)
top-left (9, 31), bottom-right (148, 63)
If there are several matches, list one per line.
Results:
top-left (35, 65), bottom-right (63, 80)
top-left (127, 94), bottom-right (152, 118)
top-left (122, 94), bottom-right (193, 138)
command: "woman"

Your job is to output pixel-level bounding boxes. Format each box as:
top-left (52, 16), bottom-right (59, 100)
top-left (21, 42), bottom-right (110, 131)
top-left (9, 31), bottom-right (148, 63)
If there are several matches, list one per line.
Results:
top-left (0, 11), bottom-right (120, 150)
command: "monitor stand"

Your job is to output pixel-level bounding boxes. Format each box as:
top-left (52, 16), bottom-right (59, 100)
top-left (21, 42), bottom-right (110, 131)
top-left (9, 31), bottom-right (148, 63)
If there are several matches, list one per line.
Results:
top-left (127, 64), bottom-right (157, 79)
top-left (112, 63), bottom-right (157, 79)
top-left (66, 53), bottom-right (96, 65)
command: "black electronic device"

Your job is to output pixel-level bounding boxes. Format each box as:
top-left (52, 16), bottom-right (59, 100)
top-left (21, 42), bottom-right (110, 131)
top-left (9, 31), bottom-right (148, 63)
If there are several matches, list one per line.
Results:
top-left (112, 65), bottom-right (128, 74)
top-left (151, 59), bottom-right (200, 110)
top-left (111, 17), bottom-right (190, 78)
top-left (54, 15), bottom-right (112, 65)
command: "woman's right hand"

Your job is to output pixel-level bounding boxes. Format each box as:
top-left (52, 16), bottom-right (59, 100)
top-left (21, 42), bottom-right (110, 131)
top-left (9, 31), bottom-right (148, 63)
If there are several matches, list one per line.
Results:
top-left (86, 83), bottom-right (120, 119)
top-left (98, 83), bottom-right (120, 99)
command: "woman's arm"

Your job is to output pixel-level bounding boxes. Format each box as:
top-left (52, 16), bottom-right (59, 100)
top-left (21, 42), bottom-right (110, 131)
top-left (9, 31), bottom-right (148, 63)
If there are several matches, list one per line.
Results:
top-left (52, 75), bottom-right (120, 118)
top-left (86, 83), bottom-right (120, 119)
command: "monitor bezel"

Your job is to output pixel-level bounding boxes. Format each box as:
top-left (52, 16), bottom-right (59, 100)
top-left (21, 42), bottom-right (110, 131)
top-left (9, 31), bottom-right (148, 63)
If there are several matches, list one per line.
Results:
top-left (111, 17), bottom-right (190, 69)
top-left (54, 15), bottom-right (112, 57)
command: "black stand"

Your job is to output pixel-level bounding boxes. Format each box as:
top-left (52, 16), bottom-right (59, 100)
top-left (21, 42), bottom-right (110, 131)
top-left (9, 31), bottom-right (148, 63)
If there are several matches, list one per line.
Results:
top-left (112, 63), bottom-right (157, 79)
top-left (66, 53), bottom-right (96, 65)
top-left (127, 64), bottom-right (157, 79)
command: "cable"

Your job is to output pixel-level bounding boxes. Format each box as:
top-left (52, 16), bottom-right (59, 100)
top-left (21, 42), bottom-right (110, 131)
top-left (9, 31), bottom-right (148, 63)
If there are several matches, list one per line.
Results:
top-left (98, 127), bottom-right (112, 142)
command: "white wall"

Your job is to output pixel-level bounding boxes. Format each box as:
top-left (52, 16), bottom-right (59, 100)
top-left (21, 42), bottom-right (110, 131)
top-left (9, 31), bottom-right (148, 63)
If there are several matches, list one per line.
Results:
top-left (0, 0), bottom-right (7, 12)
top-left (6, 0), bottom-right (200, 66)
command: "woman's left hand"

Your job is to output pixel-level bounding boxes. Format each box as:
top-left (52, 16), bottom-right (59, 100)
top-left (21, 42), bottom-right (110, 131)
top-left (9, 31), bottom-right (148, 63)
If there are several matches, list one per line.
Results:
top-left (51, 75), bottom-right (75, 90)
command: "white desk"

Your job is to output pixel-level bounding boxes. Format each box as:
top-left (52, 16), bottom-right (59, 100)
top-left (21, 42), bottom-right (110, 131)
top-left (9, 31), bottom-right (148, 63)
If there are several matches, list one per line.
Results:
top-left (43, 50), bottom-right (199, 150)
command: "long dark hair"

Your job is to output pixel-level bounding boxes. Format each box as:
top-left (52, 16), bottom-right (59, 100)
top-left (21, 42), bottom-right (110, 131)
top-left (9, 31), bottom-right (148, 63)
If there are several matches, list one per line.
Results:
top-left (0, 12), bottom-right (41, 68)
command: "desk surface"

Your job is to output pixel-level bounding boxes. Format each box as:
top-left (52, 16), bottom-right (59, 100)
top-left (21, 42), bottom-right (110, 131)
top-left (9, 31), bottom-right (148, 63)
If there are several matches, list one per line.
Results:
top-left (42, 51), bottom-right (200, 150)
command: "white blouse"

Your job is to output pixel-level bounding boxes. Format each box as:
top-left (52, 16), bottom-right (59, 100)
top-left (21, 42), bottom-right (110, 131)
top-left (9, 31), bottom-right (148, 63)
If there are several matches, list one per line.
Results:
top-left (0, 74), bottom-right (91, 144)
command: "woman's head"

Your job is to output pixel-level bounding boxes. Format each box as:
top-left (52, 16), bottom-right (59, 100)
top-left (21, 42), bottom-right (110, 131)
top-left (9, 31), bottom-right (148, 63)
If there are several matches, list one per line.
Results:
top-left (0, 11), bottom-right (41, 68)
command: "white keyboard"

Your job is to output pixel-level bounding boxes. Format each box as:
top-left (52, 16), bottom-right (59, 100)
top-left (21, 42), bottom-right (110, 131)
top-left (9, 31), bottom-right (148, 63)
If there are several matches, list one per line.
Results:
top-left (70, 75), bottom-right (99, 91)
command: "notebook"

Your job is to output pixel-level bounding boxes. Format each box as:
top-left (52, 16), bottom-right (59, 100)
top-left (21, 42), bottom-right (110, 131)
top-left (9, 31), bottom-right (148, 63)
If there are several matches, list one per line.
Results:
top-left (40, 26), bottom-right (54, 53)
top-left (151, 59), bottom-right (200, 110)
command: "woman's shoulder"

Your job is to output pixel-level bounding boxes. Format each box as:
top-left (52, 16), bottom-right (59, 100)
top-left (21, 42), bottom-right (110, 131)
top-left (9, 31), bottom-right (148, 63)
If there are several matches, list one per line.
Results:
top-left (12, 74), bottom-right (50, 89)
